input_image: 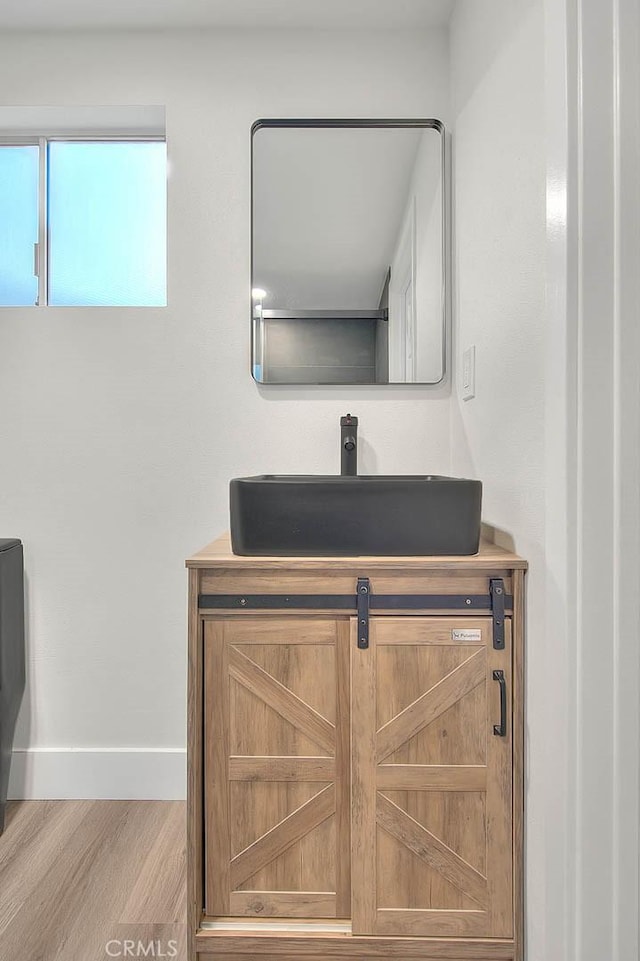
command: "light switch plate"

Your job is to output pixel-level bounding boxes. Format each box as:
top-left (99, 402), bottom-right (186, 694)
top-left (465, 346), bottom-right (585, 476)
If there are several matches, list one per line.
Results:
top-left (462, 345), bottom-right (476, 401)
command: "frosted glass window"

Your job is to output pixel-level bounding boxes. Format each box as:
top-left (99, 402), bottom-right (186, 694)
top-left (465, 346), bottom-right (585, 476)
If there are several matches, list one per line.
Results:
top-left (0, 145), bottom-right (39, 306)
top-left (48, 141), bottom-right (166, 306)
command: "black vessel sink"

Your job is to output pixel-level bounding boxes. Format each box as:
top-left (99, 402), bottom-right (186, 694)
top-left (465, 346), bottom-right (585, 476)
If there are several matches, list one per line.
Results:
top-left (230, 475), bottom-right (482, 556)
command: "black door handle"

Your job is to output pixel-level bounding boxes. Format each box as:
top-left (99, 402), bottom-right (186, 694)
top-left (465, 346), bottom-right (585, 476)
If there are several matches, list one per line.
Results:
top-left (492, 669), bottom-right (507, 736)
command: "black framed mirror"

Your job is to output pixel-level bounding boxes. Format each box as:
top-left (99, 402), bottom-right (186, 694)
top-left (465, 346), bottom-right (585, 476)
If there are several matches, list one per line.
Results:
top-left (251, 119), bottom-right (448, 386)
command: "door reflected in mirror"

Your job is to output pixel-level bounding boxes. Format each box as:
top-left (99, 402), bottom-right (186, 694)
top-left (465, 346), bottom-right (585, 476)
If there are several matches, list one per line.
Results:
top-left (251, 120), bottom-right (447, 386)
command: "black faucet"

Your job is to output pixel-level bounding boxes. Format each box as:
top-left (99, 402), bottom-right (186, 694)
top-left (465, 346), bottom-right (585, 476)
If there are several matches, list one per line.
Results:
top-left (340, 414), bottom-right (358, 476)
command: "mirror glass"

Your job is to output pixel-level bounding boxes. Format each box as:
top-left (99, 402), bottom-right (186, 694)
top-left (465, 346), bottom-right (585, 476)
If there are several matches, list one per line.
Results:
top-left (251, 120), bottom-right (446, 385)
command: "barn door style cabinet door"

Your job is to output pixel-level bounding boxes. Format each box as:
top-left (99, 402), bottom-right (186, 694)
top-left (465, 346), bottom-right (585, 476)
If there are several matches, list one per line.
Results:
top-left (186, 535), bottom-right (526, 961)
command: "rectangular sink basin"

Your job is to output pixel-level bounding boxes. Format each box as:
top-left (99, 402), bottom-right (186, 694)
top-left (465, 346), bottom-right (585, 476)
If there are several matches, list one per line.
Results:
top-left (230, 475), bottom-right (482, 556)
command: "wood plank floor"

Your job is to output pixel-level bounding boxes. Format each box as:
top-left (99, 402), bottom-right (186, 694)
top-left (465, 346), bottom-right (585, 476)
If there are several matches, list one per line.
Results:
top-left (0, 800), bottom-right (187, 961)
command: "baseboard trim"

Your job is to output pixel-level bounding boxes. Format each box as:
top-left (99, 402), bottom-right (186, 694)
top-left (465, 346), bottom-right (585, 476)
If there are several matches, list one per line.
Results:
top-left (7, 747), bottom-right (186, 800)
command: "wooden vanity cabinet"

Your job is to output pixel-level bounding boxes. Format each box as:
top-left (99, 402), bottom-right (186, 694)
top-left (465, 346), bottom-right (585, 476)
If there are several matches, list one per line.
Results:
top-left (187, 535), bottom-right (526, 961)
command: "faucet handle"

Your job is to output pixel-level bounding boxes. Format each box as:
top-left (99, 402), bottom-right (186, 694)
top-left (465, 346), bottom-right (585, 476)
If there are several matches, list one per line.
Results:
top-left (340, 413), bottom-right (358, 427)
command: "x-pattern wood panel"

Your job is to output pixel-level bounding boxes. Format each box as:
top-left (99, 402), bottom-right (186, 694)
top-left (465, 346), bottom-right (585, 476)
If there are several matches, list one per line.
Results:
top-left (376, 793), bottom-right (488, 908)
top-left (351, 618), bottom-right (514, 939)
top-left (229, 645), bottom-right (335, 755)
top-left (206, 618), bottom-right (349, 921)
top-left (376, 648), bottom-right (486, 762)
top-left (373, 648), bottom-right (489, 908)
top-left (230, 784), bottom-right (336, 887)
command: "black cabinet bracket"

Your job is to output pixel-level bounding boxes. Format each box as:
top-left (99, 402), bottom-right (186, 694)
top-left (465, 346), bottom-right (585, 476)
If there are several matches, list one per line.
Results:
top-left (490, 578), bottom-right (506, 650)
top-left (356, 577), bottom-right (370, 649)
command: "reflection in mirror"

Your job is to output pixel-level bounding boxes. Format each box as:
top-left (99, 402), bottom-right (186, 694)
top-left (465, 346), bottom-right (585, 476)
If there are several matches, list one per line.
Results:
top-left (251, 120), bottom-right (446, 386)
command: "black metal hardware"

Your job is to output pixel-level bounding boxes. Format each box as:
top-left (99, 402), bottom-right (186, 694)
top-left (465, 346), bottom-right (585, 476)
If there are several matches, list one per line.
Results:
top-left (490, 578), bottom-right (505, 649)
top-left (200, 594), bottom-right (354, 610)
top-left (199, 591), bottom-right (513, 612)
top-left (356, 577), bottom-right (370, 649)
top-left (493, 669), bottom-right (507, 736)
top-left (340, 414), bottom-right (359, 476)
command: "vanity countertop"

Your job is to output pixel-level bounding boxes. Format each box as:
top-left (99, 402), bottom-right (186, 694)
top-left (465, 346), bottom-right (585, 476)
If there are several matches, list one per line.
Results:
top-left (185, 532), bottom-right (527, 571)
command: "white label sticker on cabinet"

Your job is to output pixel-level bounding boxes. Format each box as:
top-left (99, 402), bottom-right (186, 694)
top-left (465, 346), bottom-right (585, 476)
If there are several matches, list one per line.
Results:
top-left (452, 629), bottom-right (482, 641)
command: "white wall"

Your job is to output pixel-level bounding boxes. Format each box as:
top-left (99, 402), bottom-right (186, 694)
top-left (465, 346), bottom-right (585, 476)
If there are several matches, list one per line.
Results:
top-left (449, 0), bottom-right (546, 956)
top-left (0, 27), bottom-right (452, 797)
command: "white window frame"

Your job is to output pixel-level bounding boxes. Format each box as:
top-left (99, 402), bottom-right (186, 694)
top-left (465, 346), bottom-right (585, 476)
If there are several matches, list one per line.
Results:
top-left (0, 134), bottom-right (165, 307)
